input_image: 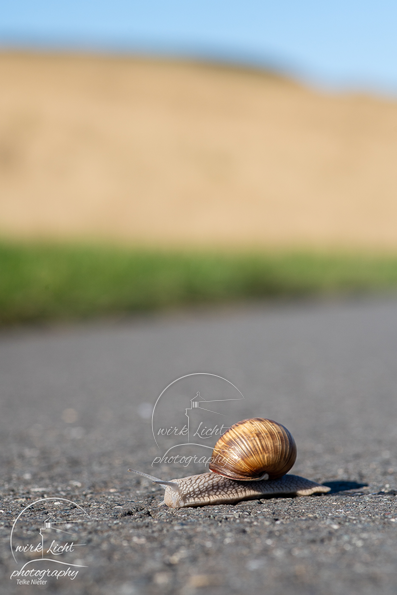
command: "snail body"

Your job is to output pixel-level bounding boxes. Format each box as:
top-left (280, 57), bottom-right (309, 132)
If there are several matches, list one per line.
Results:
top-left (130, 469), bottom-right (330, 508)
top-left (129, 418), bottom-right (330, 508)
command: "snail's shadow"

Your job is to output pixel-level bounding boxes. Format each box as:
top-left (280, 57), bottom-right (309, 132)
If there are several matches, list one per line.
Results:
top-left (322, 480), bottom-right (367, 495)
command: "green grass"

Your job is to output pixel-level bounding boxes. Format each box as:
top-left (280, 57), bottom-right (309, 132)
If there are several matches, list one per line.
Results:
top-left (1, 240), bottom-right (397, 325)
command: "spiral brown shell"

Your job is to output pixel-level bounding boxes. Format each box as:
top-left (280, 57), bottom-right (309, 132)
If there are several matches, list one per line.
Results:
top-left (209, 418), bottom-right (297, 481)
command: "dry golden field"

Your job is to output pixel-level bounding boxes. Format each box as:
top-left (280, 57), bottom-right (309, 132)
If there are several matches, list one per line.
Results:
top-left (1, 52), bottom-right (397, 250)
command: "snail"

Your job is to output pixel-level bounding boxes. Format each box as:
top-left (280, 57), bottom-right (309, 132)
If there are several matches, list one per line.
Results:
top-left (129, 418), bottom-right (330, 508)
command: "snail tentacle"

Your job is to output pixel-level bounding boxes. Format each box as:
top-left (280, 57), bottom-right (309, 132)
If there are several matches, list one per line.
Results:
top-left (128, 468), bottom-right (180, 493)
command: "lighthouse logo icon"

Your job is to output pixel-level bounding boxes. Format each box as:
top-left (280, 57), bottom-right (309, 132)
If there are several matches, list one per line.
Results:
top-left (39, 519), bottom-right (86, 561)
top-left (185, 391), bottom-right (230, 442)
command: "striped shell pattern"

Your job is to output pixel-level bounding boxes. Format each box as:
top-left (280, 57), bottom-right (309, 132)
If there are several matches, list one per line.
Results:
top-left (209, 417), bottom-right (297, 481)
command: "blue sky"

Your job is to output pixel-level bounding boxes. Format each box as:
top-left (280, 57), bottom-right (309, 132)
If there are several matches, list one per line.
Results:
top-left (1, 0), bottom-right (397, 94)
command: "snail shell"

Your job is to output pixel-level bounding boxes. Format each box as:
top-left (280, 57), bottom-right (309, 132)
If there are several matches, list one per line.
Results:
top-left (209, 418), bottom-right (297, 481)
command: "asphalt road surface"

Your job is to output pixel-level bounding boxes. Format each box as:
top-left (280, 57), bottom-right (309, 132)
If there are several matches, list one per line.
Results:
top-left (1, 298), bottom-right (397, 595)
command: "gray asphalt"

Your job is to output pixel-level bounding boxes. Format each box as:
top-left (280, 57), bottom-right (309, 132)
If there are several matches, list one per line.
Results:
top-left (1, 298), bottom-right (397, 595)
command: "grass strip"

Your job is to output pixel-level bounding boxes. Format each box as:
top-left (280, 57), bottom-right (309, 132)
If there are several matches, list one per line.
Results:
top-left (1, 241), bottom-right (397, 325)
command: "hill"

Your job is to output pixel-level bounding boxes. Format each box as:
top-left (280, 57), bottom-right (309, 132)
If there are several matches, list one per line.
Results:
top-left (1, 52), bottom-right (397, 250)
